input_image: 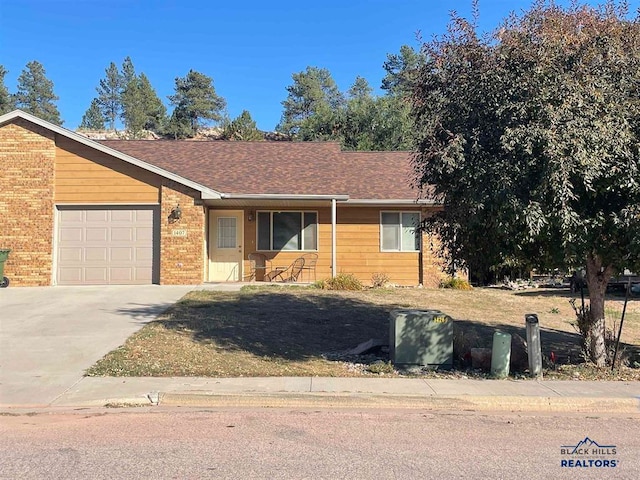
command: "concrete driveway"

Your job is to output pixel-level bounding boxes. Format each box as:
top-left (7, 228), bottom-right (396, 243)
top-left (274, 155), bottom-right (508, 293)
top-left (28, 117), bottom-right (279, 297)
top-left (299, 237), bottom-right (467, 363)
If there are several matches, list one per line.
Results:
top-left (0, 285), bottom-right (198, 407)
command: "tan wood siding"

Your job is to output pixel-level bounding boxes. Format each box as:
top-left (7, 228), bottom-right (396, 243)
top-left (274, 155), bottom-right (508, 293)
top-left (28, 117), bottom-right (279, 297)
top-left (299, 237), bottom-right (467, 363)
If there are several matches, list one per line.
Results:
top-left (55, 137), bottom-right (159, 203)
top-left (233, 206), bottom-right (425, 286)
top-left (336, 207), bottom-right (421, 286)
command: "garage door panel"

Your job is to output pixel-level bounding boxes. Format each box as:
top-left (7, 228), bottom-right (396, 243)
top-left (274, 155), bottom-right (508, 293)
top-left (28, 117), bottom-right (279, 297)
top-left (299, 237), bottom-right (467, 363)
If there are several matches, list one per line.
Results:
top-left (57, 207), bottom-right (156, 285)
top-left (86, 227), bottom-right (108, 242)
top-left (110, 268), bottom-right (133, 283)
top-left (85, 210), bottom-right (109, 222)
top-left (85, 268), bottom-right (108, 282)
top-left (136, 247), bottom-right (153, 261)
top-left (59, 210), bottom-right (83, 223)
top-left (136, 226), bottom-right (153, 241)
top-left (59, 227), bottom-right (83, 242)
top-left (110, 247), bottom-right (133, 261)
top-left (58, 247), bottom-right (83, 262)
top-left (58, 267), bottom-right (82, 283)
top-left (111, 227), bottom-right (133, 242)
top-left (85, 247), bottom-right (107, 261)
top-left (136, 209), bottom-right (154, 222)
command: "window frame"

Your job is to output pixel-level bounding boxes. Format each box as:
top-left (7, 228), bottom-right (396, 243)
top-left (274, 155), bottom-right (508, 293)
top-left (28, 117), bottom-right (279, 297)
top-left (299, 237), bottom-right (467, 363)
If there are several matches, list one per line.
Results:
top-left (256, 210), bottom-right (319, 252)
top-left (380, 210), bottom-right (421, 252)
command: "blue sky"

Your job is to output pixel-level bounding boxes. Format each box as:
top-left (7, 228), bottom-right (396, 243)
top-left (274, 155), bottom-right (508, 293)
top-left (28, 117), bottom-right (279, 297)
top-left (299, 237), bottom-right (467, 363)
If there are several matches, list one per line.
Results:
top-left (0, 0), bottom-right (628, 130)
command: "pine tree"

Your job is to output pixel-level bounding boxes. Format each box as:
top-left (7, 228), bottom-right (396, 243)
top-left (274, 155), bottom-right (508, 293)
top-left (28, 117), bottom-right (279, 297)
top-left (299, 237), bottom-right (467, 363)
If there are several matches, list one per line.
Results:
top-left (0, 65), bottom-right (14, 115)
top-left (138, 73), bottom-right (166, 131)
top-left (277, 66), bottom-right (344, 137)
top-left (13, 61), bottom-right (62, 124)
top-left (222, 110), bottom-right (263, 141)
top-left (119, 58), bottom-right (166, 136)
top-left (167, 70), bottom-right (226, 137)
top-left (79, 98), bottom-right (105, 130)
top-left (96, 62), bottom-right (122, 130)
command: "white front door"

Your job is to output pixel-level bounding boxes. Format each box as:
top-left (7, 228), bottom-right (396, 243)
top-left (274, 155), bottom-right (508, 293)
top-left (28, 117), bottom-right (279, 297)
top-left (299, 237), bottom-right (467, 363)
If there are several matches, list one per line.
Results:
top-left (208, 210), bottom-right (243, 281)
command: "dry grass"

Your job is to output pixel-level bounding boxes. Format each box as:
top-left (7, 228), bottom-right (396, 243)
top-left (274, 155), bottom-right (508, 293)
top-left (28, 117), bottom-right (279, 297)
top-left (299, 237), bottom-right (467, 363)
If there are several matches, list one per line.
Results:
top-left (86, 285), bottom-right (640, 379)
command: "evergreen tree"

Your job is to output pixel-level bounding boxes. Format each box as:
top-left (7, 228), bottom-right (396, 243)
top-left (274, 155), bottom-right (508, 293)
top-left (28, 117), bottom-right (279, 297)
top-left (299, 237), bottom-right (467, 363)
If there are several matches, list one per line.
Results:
top-left (0, 65), bottom-right (14, 115)
top-left (167, 69), bottom-right (226, 138)
top-left (277, 66), bottom-right (344, 137)
top-left (13, 61), bottom-right (62, 125)
top-left (120, 57), bottom-right (141, 132)
top-left (381, 44), bottom-right (424, 96)
top-left (221, 110), bottom-right (263, 141)
top-left (96, 62), bottom-right (122, 130)
top-left (138, 73), bottom-right (166, 131)
top-left (79, 98), bottom-right (106, 130)
top-left (119, 57), bottom-right (166, 136)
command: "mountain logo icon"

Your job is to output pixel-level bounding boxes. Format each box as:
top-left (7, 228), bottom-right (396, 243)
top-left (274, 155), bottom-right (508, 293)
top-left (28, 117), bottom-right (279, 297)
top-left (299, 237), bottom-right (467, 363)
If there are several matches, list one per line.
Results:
top-left (561, 437), bottom-right (616, 455)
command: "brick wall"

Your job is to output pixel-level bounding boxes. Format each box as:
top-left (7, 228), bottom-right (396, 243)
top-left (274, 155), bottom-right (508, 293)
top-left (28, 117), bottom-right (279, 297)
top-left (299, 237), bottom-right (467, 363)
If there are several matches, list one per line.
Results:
top-left (0, 120), bottom-right (56, 286)
top-left (159, 182), bottom-right (205, 284)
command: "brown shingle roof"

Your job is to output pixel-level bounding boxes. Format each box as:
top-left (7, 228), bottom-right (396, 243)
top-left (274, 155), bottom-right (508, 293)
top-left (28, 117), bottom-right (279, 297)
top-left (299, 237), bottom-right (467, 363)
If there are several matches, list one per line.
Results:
top-left (99, 140), bottom-right (419, 200)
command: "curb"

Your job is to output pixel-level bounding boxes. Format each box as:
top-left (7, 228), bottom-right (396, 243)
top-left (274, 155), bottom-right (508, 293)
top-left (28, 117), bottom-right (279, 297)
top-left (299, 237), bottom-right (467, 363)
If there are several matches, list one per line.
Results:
top-left (157, 392), bottom-right (640, 413)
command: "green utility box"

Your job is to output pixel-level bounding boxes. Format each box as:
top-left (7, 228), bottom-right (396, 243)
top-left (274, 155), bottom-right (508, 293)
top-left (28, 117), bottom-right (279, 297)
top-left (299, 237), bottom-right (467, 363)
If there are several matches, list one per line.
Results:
top-left (0, 249), bottom-right (10, 288)
top-left (389, 309), bottom-right (453, 369)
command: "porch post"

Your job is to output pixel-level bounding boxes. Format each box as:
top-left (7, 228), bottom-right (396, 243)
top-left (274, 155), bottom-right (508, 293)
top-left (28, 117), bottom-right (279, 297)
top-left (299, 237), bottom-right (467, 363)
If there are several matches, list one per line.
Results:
top-left (331, 198), bottom-right (337, 278)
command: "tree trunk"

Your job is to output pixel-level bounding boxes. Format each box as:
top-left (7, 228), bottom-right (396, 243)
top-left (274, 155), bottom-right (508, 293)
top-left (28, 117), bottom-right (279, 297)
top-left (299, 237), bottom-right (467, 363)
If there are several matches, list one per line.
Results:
top-left (584, 253), bottom-right (613, 367)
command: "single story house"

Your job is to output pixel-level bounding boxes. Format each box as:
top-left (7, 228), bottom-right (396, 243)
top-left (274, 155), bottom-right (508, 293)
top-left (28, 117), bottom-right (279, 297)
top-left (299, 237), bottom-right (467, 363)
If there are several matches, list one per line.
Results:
top-left (0, 110), bottom-right (446, 287)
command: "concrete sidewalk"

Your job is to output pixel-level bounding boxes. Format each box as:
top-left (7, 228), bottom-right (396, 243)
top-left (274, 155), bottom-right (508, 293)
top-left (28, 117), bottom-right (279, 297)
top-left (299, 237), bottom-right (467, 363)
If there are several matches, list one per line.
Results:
top-left (31, 376), bottom-right (640, 413)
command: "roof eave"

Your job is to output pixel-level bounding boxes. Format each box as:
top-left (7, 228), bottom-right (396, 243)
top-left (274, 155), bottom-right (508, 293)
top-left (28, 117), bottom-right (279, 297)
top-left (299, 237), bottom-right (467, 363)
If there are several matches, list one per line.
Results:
top-left (343, 198), bottom-right (439, 206)
top-left (0, 110), bottom-right (222, 200)
top-left (220, 193), bottom-right (350, 201)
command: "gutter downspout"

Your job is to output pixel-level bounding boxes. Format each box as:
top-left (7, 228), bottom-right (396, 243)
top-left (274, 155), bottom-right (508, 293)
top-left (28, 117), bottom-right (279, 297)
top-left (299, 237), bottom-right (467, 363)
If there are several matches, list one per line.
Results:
top-left (331, 198), bottom-right (337, 278)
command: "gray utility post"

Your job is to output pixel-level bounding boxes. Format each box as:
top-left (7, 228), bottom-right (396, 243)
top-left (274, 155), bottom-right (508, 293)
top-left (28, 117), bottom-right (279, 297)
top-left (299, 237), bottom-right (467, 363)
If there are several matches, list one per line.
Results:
top-left (525, 313), bottom-right (542, 378)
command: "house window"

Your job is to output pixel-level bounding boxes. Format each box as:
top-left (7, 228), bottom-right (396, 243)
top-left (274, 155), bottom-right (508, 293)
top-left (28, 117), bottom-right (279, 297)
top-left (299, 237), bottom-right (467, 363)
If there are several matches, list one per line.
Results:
top-left (257, 211), bottom-right (318, 251)
top-left (381, 211), bottom-right (420, 252)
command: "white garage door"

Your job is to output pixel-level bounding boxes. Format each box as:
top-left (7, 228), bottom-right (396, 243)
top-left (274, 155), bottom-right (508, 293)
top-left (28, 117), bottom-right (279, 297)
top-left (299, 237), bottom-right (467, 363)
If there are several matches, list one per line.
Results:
top-left (56, 207), bottom-right (155, 285)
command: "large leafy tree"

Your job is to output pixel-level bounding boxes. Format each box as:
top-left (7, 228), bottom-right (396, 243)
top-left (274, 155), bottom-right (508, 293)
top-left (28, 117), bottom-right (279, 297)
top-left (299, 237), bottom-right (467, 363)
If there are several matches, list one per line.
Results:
top-left (167, 69), bottom-right (226, 138)
top-left (0, 65), bottom-right (14, 114)
top-left (96, 62), bottom-right (122, 130)
top-left (412, 1), bottom-right (640, 366)
top-left (79, 98), bottom-right (105, 130)
top-left (13, 61), bottom-right (62, 125)
top-left (277, 66), bottom-right (344, 138)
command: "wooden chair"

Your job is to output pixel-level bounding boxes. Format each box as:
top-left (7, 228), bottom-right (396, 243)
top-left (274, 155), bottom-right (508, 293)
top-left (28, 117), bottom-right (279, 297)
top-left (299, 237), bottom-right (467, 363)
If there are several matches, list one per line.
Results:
top-left (265, 257), bottom-right (305, 282)
top-left (246, 253), bottom-right (271, 281)
top-left (300, 253), bottom-right (318, 282)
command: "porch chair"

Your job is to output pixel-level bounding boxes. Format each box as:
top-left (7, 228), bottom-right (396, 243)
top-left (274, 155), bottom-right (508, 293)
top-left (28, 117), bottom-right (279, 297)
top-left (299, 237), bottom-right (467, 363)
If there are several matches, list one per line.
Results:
top-left (300, 253), bottom-right (318, 282)
top-left (246, 253), bottom-right (272, 281)
top-left (265, 257), bottom-right (305, 283)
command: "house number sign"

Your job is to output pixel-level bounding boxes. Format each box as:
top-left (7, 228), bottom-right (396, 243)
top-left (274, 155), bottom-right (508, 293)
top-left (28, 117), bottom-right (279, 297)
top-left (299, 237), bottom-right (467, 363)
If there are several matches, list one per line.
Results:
top-left (172, 229), bottom-right (188, 237)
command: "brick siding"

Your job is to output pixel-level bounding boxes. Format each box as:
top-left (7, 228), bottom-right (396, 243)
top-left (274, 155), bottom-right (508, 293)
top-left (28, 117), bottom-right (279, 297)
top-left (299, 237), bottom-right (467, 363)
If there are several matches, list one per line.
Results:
top-left (160, 182), bottom-right (205, 284)
top-left (0, 120), bottom-right (55, 286)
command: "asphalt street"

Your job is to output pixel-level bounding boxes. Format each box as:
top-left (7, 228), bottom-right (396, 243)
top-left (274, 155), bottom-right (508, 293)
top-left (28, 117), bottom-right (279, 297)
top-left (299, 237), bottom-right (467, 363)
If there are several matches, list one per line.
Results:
top-left (1, 408), bottom-right (638, 479)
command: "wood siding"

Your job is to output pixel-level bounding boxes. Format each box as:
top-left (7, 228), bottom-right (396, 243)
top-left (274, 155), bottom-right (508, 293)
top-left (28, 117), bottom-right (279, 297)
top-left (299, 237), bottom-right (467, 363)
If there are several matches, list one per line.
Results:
top-left (336, 207), bottom-right (421, 285)
top-left (228, 205), bottom-right (429, 286)
top-left (55, 136), bottom-right (160, 204)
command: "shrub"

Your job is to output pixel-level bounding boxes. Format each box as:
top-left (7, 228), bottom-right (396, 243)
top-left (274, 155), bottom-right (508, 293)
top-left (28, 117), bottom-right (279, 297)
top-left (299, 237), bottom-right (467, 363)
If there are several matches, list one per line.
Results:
top-left (371, 272), bottom-right (390, 288)
top-left (316, 273), bottom-right (364, 291)
top-left (439, 277), bottom-right (473, 290)
top-left (367, 361), bottom-right (395, 374)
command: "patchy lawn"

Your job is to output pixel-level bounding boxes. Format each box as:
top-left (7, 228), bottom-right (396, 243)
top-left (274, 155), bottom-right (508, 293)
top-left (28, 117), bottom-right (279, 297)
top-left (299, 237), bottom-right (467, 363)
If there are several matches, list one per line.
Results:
top-left (86, 286), bottom-right (640, 379)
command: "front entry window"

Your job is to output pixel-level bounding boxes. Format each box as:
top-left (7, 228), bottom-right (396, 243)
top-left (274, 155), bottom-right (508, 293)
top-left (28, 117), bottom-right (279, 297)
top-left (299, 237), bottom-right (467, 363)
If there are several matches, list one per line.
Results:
top-left (218, 217), bottom-right (237, 248)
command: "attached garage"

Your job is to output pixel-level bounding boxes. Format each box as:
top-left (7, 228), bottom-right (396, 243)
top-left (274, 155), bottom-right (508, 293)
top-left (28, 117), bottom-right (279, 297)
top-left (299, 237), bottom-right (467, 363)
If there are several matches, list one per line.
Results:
top-left (56, 206), bottom-right (157, 285)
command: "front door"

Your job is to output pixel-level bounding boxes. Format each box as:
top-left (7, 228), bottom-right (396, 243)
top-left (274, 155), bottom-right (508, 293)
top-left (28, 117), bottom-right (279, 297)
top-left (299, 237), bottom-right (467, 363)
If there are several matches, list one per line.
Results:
top-left (208, 210), bottom-right (243, 281)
